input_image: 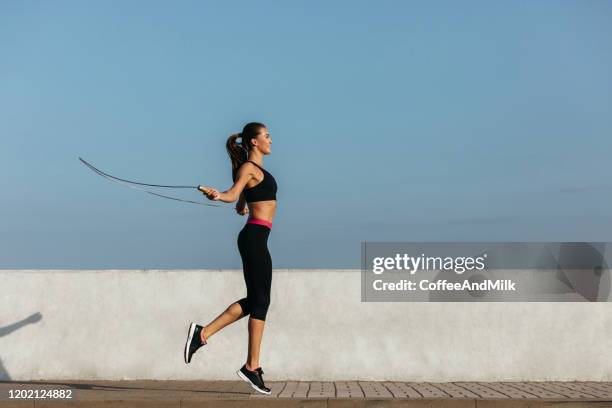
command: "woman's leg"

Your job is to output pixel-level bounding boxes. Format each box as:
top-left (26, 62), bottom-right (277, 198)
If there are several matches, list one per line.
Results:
top-left (197, 228), bottom-right (251, 343)
top-left (200, 301), bottom-right (245, 343)
top-left (241, 225), bottom-right (273, 370)
top-left (200, 223), bottom-right (272, 370)
top-left (246, 317), bottom-right (265, 370)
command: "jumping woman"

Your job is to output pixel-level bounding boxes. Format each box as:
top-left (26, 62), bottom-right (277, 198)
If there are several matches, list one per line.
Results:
top-left (183, 122), bottom-right (277, 395)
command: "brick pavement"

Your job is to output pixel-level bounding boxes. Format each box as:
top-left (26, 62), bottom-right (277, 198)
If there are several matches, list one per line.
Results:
top-left (1, 380), bottom-right (611, 407)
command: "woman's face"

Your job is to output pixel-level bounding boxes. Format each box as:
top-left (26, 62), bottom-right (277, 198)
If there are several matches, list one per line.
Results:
top-left (253, 127), bottom-right (272, 155)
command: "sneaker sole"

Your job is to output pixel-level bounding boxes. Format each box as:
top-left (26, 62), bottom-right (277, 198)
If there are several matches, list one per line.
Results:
top-left (236, 369), bottom-right (272, 395)
top-left (184, 322), bottom-right (197, 364)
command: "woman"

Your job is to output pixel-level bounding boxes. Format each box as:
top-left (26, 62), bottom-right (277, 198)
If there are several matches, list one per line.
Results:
top-left (183, 122), bottom-right (277, 395)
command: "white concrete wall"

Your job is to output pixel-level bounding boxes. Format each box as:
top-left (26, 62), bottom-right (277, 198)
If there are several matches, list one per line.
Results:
top-left (1, 269), bottom-right (610, 381)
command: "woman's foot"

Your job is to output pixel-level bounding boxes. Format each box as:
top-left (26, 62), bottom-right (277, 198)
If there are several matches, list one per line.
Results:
top-left (236, 364), bottom-right (271, 395)
top-left (183, 322), bottom-right (206, 364)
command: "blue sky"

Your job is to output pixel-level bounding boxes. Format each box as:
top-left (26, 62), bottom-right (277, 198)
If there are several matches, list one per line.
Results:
top-left (1, 1), bottom-right (611, 268)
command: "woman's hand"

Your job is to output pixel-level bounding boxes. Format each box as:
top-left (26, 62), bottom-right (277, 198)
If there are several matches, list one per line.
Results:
top-left (236, 206), bottom-right (249, 216)
top-left (198, 186), bottom-right (220, 201)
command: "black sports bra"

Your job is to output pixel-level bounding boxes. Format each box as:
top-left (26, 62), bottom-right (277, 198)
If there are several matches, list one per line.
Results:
top-left (243, 160), bottom-right (277, 203)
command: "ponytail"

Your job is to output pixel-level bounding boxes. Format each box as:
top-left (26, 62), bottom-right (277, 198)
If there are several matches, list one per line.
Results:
top-left (226, 133), bottom-right (247, 182)
top-left (225, 122), bottom-right (266, 182)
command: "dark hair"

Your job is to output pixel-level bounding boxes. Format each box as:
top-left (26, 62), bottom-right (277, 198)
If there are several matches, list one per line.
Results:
top-left (226, 122), bottom-right (266, 181)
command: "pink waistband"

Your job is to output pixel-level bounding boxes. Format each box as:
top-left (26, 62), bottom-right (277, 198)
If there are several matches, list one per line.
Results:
top-left (247, 217), bottom-right (272, 229)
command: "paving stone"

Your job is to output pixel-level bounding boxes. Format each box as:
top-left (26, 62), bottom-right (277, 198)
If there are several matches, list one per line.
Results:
top-left (0, 381), bottom-right (611, 407)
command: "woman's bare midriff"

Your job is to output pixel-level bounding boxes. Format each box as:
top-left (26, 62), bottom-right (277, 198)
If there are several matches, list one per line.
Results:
top-left (247, 200), bottom-right (276, 223)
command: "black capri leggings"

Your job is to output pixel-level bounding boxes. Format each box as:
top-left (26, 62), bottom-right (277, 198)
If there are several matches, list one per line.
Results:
top-left (236, 223), bottom-right (272, 321)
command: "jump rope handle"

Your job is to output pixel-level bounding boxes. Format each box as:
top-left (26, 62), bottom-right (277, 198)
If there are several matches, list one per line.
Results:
top-left (198, 185), bottom-right (244, 212)
top-left (198, 185), bottom-right (221, 198)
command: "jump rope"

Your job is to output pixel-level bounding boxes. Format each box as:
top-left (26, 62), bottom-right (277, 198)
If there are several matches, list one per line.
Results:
top-left (78, 157), bottom-right (236, 209)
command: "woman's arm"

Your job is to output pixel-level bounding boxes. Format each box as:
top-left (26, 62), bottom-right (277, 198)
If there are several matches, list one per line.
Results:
top-left (235, 191), bottom-right (248, 215)
top-left (200, 163), bottom-right (254, 203)
top-left (236, 191), bottom-right (247, 210)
